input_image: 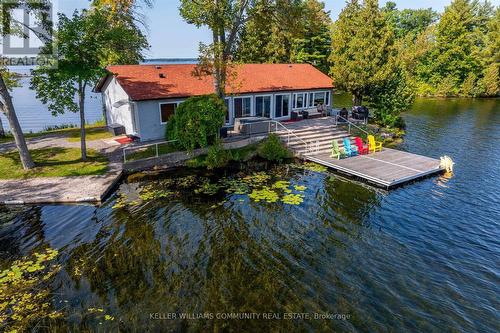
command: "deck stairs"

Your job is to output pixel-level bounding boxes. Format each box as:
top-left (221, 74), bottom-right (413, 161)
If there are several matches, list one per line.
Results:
top-left (275, 123), bottom-right (352, 157)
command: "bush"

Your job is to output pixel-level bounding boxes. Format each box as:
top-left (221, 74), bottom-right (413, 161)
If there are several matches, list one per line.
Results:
top-left (206, 139), bottom-right (231, 170)
top-left (166, 94), bottom-right (226, 151)
top-left (257, 134), bottom-right (292, 162)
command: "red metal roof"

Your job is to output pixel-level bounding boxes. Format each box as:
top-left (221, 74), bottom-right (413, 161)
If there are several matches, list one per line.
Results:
top-left (102, 63), bottom-right (333, 101)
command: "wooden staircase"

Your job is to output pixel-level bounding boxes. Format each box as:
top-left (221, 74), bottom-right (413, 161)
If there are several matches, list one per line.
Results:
top-left (275, 123), bottom-right (352, 157)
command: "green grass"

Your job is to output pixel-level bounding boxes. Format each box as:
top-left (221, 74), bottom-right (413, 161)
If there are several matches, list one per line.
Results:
top-left (125, 143), bottom-right (179, 162)
top-left (65, 127), bottom-right (113, 142)
top-left (0, 124), bottom-right (112, 144)
top-left (0, 147), bottom-right (108, 179)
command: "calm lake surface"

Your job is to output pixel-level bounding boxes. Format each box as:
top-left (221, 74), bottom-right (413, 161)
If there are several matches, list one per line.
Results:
top-left (0, 97), bottom-right (499, 332)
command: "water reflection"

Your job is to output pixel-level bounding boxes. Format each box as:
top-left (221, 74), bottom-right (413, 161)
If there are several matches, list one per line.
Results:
top-left (0, 97), bottom-right (499, 332)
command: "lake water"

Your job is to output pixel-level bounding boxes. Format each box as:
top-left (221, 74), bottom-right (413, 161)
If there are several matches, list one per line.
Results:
top-left (0, 97), bottom-right (499, 332)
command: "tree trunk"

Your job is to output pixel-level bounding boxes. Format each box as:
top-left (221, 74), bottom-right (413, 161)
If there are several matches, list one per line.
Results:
top-left (0, 75), bottom-right (35, 169)
top-left (78, 81), bottom-right (87, 161)
top-left (352, 93), bottom-right (363, 106)
top-left (0, 113), bottom-right (5, 137)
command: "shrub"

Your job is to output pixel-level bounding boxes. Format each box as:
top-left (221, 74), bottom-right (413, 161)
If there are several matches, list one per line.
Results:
top-left (206, 139), bottom-right (231, 170)
top-left (258, 134), bottom-right (292, 162)
top-left (166, 94), bottom-right (226, 151)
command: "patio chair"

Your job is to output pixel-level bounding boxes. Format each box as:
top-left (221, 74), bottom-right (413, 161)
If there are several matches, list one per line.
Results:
top-left (343, 138), bottom-right (358, 157)
top-left (331, 140), bottom-right (345, 159)
top-left (354, 137), bottom-right (369, 155)
top-left (368, 135), bottom-right (383, 153)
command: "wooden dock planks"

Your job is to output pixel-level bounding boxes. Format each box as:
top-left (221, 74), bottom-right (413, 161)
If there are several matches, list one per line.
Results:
top-left (306, 148), bottom-right (444, 188)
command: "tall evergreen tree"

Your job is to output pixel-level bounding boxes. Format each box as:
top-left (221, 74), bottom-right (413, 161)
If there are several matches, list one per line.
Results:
top-left (290, 0), bottom-right (332, 73)
top-left (329, 0), bottom-right (397, 106)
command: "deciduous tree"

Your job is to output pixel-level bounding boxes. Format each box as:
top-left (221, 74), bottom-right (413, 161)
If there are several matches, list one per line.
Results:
top-left (0, 0), bottom-right (52, 169)
top-left (31, 8), bottom-right (147, 160)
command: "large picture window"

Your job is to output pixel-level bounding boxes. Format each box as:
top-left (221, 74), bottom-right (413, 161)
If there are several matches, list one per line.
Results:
top-left (275, 94), bottom-right (290, 118)
top-left (160, 103), bottom-right (177, 124)
top-left (255, 95), bottom-right (271, 118)
top-left (234, 97), bottom-right (252, 118)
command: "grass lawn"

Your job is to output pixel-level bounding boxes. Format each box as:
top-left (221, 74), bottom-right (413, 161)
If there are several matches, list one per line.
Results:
top-left (65, 127), bottom-right (113, 142)
top-left (0, 147), bottom-right (108, 179)
top-left (0, 125), bottom-right (113, 144)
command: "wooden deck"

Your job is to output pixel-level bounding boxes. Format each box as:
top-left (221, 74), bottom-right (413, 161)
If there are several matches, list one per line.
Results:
top-left (306, 148), bottom-right (444, 189)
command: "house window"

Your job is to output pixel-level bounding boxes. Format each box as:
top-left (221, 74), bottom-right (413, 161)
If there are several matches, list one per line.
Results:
top-left (314, 92), bottom-right (326, 106)
top-left (234, 97), bottom-right (252, 118)
top-left (325, 91), bottom-right (330, 106)
top-left (255, 95), bottom-right (271, 118)
top-left (308, 93), bottom-right (314, 107)
top-left (160, 103), bottom-right (177, 124)
top-left (275, 94), bottom-right (290, 118)
top-left (293, 93), bottom-right (306, 109)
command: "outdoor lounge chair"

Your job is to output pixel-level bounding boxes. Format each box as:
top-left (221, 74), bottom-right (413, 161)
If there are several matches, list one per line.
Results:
top-left (367, 135), bottom-right (383, 153)
top-left (343, 138), bottom-right (358, 157)
top-left (355, 137), bottom-right (369, 155)
top-left (331, 140), bottom-right (345, 159)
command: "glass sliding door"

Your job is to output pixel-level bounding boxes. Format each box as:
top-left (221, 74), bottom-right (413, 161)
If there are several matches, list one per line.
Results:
top-left (275, 94), bottom-right (290, 118)
top-left (255, 95), bottom-right (271, 118)
top-left (233, 97), bottom-right (252, 118)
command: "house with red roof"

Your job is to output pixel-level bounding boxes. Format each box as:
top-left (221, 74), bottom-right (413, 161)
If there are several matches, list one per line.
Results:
top-left (95, 63), bottom-right (334, 141)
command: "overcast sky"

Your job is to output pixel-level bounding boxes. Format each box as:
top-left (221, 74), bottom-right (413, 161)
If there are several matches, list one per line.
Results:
top-left (59, 0), bottom-right (498, 59)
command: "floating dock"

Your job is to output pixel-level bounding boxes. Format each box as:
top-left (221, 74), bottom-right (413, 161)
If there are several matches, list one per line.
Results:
top-left (306, 148), bottom-right (444, 189)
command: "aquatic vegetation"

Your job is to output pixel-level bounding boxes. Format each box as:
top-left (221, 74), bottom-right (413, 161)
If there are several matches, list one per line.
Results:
top-left (248, 188), bottom-right (280, 203)
top-left (195, 181), bottom-right (222, 195)
top-left (176, 175), bottom-right (198, 188)
top-left (139, 185), bottom-right (173, 201)
top-left (221, 179), bottom-right (250, 195)
top-left (294, 185), bottom-right (307, 192)
top-left (294, 162), bottom-right (328, 173)
top-left (273, 180), bottom-right (291, 190)
top-left (282, 193), bottom-right (305, 205)
top-left (242, 172), bottom-right (272, 186)
top-left (0, 248), bottom-right (62, 332)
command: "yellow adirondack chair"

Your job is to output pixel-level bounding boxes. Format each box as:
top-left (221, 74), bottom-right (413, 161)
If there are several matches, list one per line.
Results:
top-left (368, 135), bottom-right (382, 153)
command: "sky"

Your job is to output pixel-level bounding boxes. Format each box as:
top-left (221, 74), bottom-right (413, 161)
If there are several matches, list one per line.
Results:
top-left (59, 0), bottom-right (496, 59)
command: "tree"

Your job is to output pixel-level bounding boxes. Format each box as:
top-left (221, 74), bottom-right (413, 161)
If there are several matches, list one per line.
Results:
top-left (382, 2), bottom-right (439, 40)
top-left (180, 0), bottom-right (256, 98)
top-left (31, 8), bottom-right (147, 160)
top-left (166, 95), bottom-right (226, 151)
top-left (0, 114), bottom-right (4, 137)
top-left (329, 0), bottom-right (397, 106)
top-left (235, 0), bottom-right (332, 73)
top-left (290, 0), bottom-right (332, 73)
top-left (0, 0), bottom-right (52, 169)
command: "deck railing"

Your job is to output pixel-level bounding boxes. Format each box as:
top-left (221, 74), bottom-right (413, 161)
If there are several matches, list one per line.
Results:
top-left (123, 139), bottom-right (179, 163)
top-left (236, 120), bottom-right (312, 155)
top-left (335, 115), bottom-right (370, 137)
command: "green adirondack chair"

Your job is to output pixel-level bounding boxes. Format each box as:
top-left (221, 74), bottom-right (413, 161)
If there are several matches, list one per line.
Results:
top-left (331, 140), bottom-right (345, 159)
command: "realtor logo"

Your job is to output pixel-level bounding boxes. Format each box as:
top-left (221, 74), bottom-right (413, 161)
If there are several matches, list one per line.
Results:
top-left (1, 0), bottom-right (56, 67)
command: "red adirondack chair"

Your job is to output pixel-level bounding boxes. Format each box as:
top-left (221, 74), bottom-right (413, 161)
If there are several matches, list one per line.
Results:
top-left (355, 137), bottom-right (369, 155)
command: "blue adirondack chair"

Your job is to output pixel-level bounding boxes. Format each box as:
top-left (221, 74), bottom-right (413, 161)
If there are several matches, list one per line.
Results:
top-left (343, 138), bottom-right (358, 157)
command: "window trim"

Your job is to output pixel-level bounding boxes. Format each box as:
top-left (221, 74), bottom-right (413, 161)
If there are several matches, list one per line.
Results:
top-left (292, 92), bottom-right (307, 110)
top-left (159, 102), bottom-right (179, 124)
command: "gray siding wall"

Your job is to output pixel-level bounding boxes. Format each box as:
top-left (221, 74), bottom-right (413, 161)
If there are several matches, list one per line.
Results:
top-left (135, 98), bottom-right (185, 141)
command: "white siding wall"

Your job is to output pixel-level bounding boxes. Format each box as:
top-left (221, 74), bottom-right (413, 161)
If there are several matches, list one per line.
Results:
top-left (102, 77), bottom-right (136, 135)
